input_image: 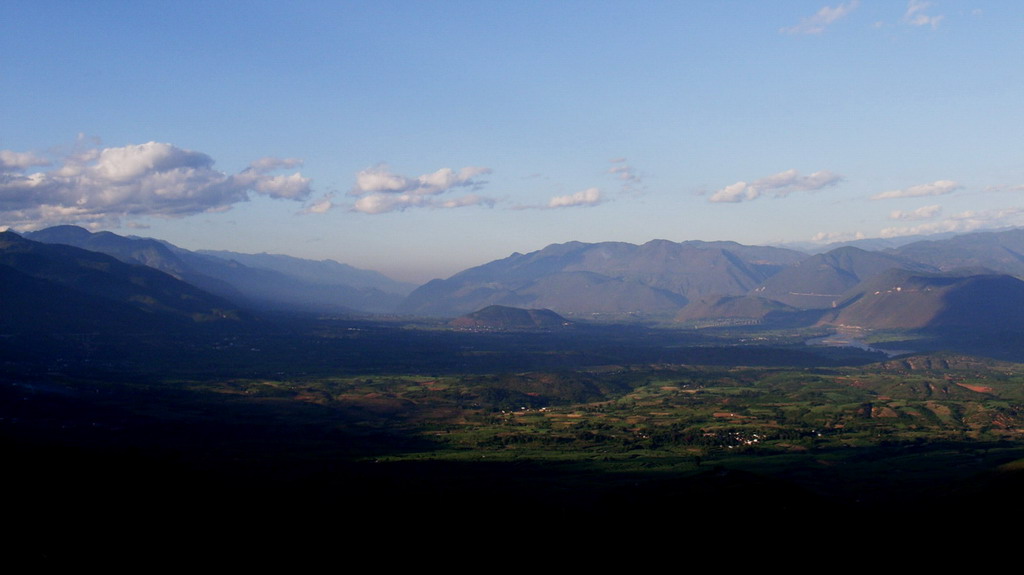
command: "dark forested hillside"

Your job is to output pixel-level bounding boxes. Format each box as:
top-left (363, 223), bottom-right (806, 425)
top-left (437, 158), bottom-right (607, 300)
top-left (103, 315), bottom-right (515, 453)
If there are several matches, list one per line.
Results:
top-left (0, 231), bottom-right (243, 330)
top-left (25, 225), bottom-right (410, 314)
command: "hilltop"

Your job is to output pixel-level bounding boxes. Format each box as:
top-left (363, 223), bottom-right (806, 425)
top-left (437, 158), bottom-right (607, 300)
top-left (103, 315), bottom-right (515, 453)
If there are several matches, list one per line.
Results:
top-left (448, 305), bottom-right (570, 330)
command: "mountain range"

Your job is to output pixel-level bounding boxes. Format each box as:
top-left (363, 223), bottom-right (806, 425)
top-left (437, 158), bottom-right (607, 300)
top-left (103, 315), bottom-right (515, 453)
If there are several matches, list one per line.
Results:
top-left (820, 268), bottom-right (1024, 330)
top-left (9, 225), bottom-right (1024, 337)
top-left (748, 246), bottom-right (940, 309)
top-left (23, 225), bottom-right (415, 314)
top-left (0, 230), bottom-right (244, 334)
top-left (398, 239), bottom-right (805, 317)
top-left (400, 229), bottom-right (1024, 326)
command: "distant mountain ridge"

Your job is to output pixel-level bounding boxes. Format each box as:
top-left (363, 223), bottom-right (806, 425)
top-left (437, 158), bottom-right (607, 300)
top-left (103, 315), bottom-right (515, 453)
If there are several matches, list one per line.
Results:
top-left (398, 227), bottom-right (1024, 338)
top-left (24, 225), bottom-right (413, 314)
top-left (16, 224), bottom-right (1024, 336)
top-left (887, 227), bottom-right (1024, 277)
top-left (196, 249), bottom-right (416, 294)
top-left (399, 239), bottom-right (805, 317)
top-left (0, 231), bottom-right (244, 333)
top-left (751, 246), bottom-right (938, 309)
top-left (820, 268), bottom-right (1024, 330)
top-left (24, 225), bottom-right (248, 302)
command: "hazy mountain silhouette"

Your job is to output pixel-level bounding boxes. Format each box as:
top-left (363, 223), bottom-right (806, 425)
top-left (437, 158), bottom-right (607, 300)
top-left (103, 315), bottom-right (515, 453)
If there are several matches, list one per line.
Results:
top-left (25, 225), bottom-right (248, 302)
top-left (25, 225), bottom-right (411, 314)
top-left (399, 239), bottom-right (806, 317)
top-left (0, 231), bottom-right (244, 332)
top-left (820, 268), bottom-right (1024, 330)
top-left (675, 295), bottom-right (807, 326)
top-left (19, 225), bottom-right (1024, 326)
top-left (196, 250), bottom-right (416, 294)
top-left (751, 246), bottom-right (938, 309)
top-left (888, 228), bottom-right (1024, 277)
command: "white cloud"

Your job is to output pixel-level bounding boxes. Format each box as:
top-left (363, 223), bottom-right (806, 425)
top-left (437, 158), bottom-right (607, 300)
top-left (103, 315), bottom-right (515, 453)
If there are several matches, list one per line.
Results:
top-left (0, 141), bottom-right (313, 230)
top-left (89, 143), bottom-right (212, 184)
top-left (418, 167), bottom-right (491, 192)
top-left (871, 180), bottom-right (960, 200)
top-left (709, 181), bottom-right (757, 203)
top-left (354, 166), bottom-right (412, 194)
top-left (607, 158), bottom-right (644, 195)
top-left (880, 207), bottom-right (1024, 237)
top-left (548, 187), bottom-right (603, 208)
top-left (781, 1), bottom-right (859, 35)
top-left (352, 165), bottom-right (490, 196)
top-left (758, 169), bottom-right (843, 195)
top-left (349, 164), bottom-right (493, 214)
top-left (247, 157), bottom-right (304, 172)
top-left (0, 150), bottom-right (49, 170)
top-left (811, 230), bottom-right (867, 243)
top-left (352, 193), bottom-right (418, 215)
top-left (437, 194), bottom-right (497, 210)
top-left (709, 169), bottom-right (842, 203)
top-left (300, 193), bottom-right (335, 215)
top-left (890, 204), bottom-right (941, 220)
top-left (903, 0), bottom-right (943, 28)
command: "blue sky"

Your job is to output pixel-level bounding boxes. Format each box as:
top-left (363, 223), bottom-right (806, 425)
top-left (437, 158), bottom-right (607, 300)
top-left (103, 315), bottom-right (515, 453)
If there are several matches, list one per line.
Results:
top-left (2, 1), bottom-right (1022, 282)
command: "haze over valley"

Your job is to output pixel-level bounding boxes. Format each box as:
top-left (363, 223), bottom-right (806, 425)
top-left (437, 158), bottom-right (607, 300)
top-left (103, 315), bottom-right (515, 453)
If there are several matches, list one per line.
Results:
top-left (10, 224), bottom-right (1024, 335)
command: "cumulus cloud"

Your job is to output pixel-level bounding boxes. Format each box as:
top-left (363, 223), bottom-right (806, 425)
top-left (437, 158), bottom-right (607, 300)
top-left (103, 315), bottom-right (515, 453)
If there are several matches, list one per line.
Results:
top-left (709, 169), bottom-right (842, 203)
top-left (880, 207), bottom-right (1024, 238)
top-left (547, 187), bottom-right (602, 209)
top-left (890, 204), bottom-right (941, 220)
top-left (903, 0), bottom-right (943, 28)
top-left (709, 181), bottom-right (756, 203)
top-left (781, 1), bottom-right (859, 35)
top-left (0, 141), bottom-right (313, 230)
top-left (348, 164), bottom-right (493, 214)
top-left (871, 180), bottom-right (960, 200)
top-left (0, 150), bottom-right (49, 170)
